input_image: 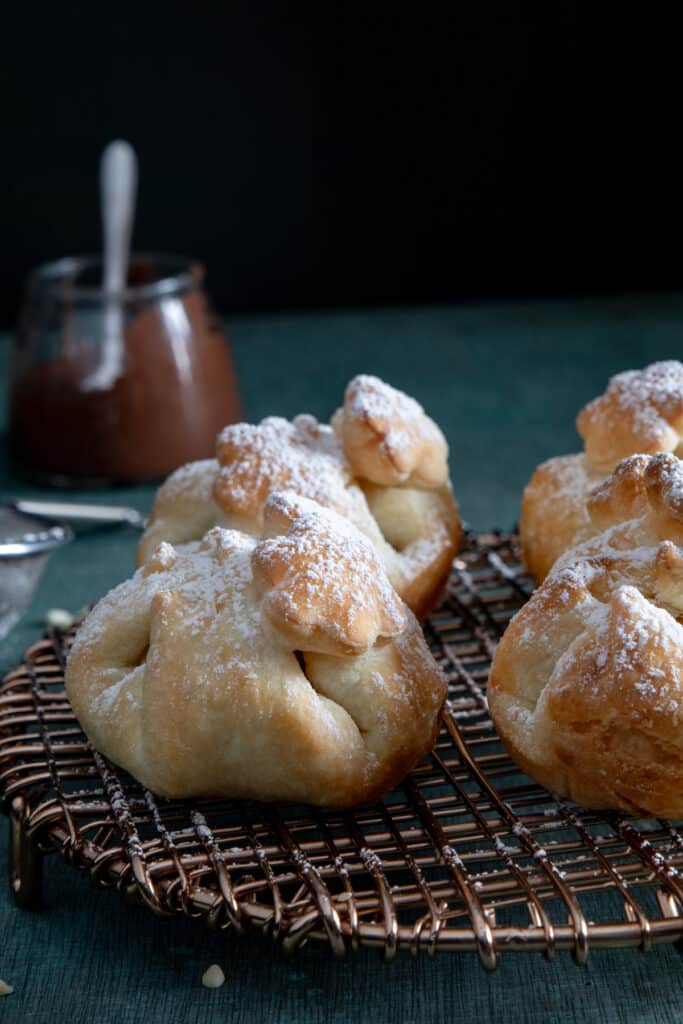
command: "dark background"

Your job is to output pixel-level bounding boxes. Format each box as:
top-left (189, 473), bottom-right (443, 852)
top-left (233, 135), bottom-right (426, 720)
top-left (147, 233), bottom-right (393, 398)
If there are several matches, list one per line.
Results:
top-left (0, 3), bottom-right (679, 326)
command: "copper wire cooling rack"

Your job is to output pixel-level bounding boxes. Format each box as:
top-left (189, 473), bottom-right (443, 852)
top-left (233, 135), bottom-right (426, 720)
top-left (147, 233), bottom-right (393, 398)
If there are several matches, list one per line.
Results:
top-left (2, 531), bottom-right (683, 968)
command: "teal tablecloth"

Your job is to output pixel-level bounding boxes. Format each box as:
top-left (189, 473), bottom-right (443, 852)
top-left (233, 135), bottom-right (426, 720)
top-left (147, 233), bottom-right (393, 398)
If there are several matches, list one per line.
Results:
top-left (2, 294), bottom-right (683, 1023)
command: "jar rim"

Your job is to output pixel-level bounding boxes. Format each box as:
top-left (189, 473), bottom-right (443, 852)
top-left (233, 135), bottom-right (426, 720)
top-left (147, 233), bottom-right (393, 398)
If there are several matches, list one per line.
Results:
top-left (26, 253), bottom-right (202, 302)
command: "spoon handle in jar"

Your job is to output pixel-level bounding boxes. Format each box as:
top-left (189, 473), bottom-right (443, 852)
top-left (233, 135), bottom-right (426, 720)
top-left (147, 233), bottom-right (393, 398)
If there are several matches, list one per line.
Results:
top-left (101, 140), bottom-right (137, 294)
top-left (82, 141), bottom-right (138, 391)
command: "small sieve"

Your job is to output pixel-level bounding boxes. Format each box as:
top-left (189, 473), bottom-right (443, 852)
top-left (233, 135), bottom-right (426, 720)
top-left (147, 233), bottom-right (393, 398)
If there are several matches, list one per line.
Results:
top-left (0, 506), bottom-right (74, 641)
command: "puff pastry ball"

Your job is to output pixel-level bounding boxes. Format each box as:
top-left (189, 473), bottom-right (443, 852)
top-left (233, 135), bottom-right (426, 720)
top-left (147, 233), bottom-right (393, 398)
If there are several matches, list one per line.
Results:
top-left (137, 375), bottom-right (462, 618)
top-left (67, 493), bottom-right (447, 807)
top-left (520, 360), bottom-right (683, 581)
top-left (491, 452), bottom-right (683, 817)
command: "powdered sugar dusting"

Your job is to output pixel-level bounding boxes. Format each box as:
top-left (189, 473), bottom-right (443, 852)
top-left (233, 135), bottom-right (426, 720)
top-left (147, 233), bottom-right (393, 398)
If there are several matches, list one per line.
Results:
top-left (401, 529), bottom-right (449, 575)
top-left (164, 458), bottom-right (219, 499)
top-left (215, 415), bottom-right (352, 519)
top-left (256, 493), bottom-right (406, 645)
top-left (610, 587), bottom-right (683, 715)
top-left (74, 528), bottom-right (261, 667)
top-left (582, 360), bottom-right (683, 449)
top-left (652, 452), bottom-right (683, 513)
top-left (153, 542), bottom-right (177, 570)
top-left (540, 454), bottom-right (593, 503)
top-left (345, 374), bottom-right (444, 456)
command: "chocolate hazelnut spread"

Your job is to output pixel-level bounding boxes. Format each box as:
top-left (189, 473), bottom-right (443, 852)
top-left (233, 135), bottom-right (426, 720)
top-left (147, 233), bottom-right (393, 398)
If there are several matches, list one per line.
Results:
top-left (10, 260), bottom-right (241, 485)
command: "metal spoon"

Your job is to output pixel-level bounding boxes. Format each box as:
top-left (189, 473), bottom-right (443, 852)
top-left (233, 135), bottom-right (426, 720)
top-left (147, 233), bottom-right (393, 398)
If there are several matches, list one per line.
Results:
top-left (82, 140), bottom-right (138, 391)
top-left (11, 499), bottom-right (147, 530)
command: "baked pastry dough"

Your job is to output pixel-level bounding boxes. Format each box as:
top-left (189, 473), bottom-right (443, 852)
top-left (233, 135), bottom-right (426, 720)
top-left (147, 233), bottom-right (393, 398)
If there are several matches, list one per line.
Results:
top-left (520, 360), bottom-right (683, 581)
top-left (67, 493), bottom-right (447, 806)
top-left (491, 452), bottom-right (683, 817)
top-left (137, 375), bottom-right (462, 617)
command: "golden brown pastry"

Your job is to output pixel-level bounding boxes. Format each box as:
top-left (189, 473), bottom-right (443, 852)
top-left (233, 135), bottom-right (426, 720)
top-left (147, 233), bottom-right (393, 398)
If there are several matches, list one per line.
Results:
top-left (520, 360), bottom-right (683, 581)
top-left (67, 493), bottom-right (447, 807)
top-left (491, 452), bottom-right (683, 817)
top-left (137, 375), bottom-right (462, 617)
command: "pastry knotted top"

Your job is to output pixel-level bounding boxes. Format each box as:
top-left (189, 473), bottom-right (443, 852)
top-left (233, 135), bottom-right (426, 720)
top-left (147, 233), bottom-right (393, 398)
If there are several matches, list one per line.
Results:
top-left (577, 360), bottom-right (683, 473)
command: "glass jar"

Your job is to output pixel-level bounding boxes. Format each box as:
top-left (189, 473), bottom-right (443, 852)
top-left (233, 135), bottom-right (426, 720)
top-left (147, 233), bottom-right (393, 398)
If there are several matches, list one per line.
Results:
top-left (9, 254), bottom-right (241, 486)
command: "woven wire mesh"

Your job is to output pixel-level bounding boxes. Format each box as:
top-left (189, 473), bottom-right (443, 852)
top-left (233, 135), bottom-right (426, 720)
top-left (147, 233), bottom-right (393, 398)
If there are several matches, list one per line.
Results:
top-left (2, 531), bottom-right (683, 968)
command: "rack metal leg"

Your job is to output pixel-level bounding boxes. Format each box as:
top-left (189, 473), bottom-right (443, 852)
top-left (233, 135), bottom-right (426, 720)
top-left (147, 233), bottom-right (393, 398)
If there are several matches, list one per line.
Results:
top-left (9, 795), bottom-right (42, 908)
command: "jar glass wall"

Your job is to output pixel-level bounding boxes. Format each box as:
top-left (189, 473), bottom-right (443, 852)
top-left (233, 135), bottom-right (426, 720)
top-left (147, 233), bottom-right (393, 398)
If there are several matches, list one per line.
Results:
top-left (9, 254), bottom-right (241, 486)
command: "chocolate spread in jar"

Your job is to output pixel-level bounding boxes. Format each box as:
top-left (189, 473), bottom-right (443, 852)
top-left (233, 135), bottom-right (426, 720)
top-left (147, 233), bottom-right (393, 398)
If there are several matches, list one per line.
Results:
top-left (9, 284), bottom-right (241, 485)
